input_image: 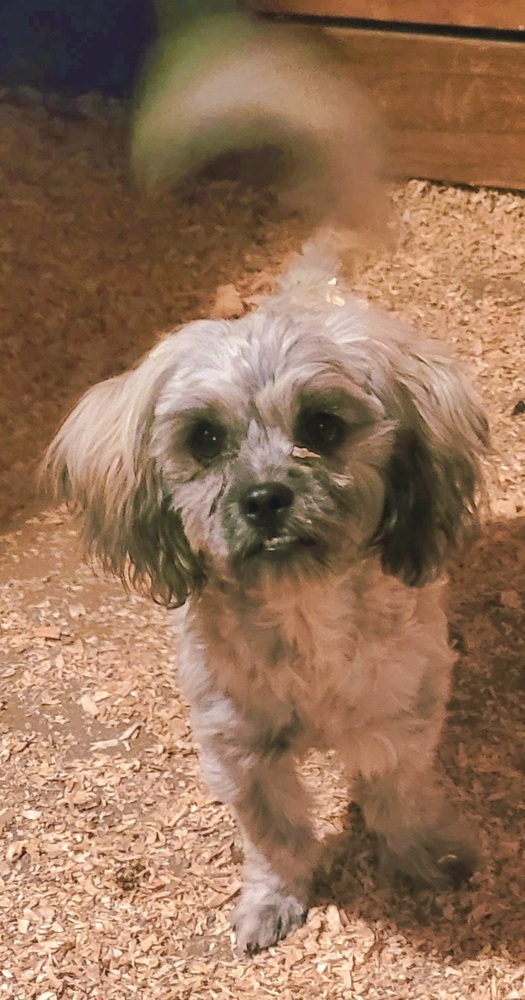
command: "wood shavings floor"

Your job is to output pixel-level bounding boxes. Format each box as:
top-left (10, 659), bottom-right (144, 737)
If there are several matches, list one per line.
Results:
top-left (0, 99), bottom-right (524, 999)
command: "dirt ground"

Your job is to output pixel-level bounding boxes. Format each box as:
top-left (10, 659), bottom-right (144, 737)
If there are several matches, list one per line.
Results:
top-left (0, 97), bottom-right (524, 999)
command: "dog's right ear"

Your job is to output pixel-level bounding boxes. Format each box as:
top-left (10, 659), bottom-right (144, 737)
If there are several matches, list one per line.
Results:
top-left (43, 348), bottom-right (204, 608)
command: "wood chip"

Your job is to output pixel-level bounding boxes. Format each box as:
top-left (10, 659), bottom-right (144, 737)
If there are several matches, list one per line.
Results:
top-left (210, 283), bottom-right (245, 319)
top-left (79, 694), bottom-right (100, 717)
top-left (500, 590), bottom-right (521, 609)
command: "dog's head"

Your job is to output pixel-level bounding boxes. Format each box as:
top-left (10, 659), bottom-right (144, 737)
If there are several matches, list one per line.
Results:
top-left (44, 248), bottom-right (487, 606)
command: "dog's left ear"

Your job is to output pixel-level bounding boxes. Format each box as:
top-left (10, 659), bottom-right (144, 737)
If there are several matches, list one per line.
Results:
top-left (42, 335), bottom-right (205, 608)
top-left (371, 338), bottom-right (488, 585)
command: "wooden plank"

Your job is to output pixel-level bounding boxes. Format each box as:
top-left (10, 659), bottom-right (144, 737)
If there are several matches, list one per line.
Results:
top-left (251, 1), bottom-right (525, 32)
top-left (326, 29), bottom-right (525, 189)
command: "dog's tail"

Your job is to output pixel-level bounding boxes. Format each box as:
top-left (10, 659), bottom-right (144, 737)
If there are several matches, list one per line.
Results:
top-left (132, 8), bottom-right (386, 232)
top-left (270, 231), bottom-right (362, 314)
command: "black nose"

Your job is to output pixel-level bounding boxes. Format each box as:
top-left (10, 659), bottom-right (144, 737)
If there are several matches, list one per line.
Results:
top-left (240, 482), bottom-right (294, 530)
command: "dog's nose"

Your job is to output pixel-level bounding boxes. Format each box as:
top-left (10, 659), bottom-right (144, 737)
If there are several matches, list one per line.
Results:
top-left (240, 482), bottom-right (294, 530)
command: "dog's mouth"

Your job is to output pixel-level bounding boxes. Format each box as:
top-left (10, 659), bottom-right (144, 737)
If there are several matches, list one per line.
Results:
top-left (242, 533), bottom-right (321, 562)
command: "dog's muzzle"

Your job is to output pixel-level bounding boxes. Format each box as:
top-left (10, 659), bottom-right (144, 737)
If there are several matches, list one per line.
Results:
top-left (239, 481), bottom-right (294, 536)
top-left (237, 481), bottom-right (319, 559)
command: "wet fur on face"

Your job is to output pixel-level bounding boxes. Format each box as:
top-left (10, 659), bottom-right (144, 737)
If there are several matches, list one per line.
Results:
top-left (45, 242), bottom-right (488, 953)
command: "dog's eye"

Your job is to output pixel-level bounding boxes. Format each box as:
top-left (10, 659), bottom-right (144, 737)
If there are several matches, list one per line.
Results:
top-left (295, 408), bottom-right (346, 454)
top-left (187, 420), bottom-right (227, 463)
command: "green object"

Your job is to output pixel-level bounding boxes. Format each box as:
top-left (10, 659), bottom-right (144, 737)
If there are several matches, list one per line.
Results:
top-left (132, 2), bottom-right (385, 231)
top-left (133, 12), bottom-right (272, 189)
top-left (153, 0), bottom-right (238, 32)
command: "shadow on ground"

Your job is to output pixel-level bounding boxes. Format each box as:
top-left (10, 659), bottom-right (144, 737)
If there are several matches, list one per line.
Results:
top-left (312, 517), bottom-right (525, 962)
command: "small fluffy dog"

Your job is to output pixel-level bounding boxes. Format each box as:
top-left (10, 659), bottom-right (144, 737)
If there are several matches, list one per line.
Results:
top-left (46, 242), bottom-right (487, 953)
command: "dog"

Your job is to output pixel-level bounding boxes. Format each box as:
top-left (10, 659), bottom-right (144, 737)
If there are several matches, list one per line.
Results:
top-left (45, 240), bottom-right (487, 953)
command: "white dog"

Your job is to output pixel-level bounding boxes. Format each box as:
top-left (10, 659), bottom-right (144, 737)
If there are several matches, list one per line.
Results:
top-left (45, 242), bottom-right (487, 953)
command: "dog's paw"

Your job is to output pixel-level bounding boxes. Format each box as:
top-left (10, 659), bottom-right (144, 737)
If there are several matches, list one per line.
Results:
top-left (231, 888), bottom-right (307, 954)
top-left (379, 825), bottom-right (479, 889)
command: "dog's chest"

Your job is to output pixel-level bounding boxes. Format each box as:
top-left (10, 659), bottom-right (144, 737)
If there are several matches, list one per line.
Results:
top-left (249, 587), bottom-right (356, 716)
top-left (197, 567), bottom-right (443, 735)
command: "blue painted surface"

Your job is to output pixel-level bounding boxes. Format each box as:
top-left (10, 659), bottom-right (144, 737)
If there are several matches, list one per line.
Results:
top-left (0, 0), bottom-right (156, 94)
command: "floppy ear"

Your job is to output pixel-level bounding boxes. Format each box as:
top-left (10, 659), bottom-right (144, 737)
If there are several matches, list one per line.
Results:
top-left (43, 348), bottom-right (204, 608)
top-left (371, 339), bottom-right (488, 586)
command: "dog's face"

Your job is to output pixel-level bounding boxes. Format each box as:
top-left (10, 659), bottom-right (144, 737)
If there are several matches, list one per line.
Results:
top-left (45, 262), bottom-right (487, 607)
top-left (149, 314), bottom-right (391, 585)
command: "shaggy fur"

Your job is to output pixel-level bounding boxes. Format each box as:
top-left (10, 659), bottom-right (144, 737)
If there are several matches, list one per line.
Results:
top-left (45, 242), bottom-right (488, 953)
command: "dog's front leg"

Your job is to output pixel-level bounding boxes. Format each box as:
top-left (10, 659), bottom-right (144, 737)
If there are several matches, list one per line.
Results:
top-left (229, 751), bottom-right (318, 954)
top-left (353, 760), bottom-right (478, 888)
top-left (193, 704), bottom-right (316, 951)
top-left (179, 629), bottom-right (317, 952)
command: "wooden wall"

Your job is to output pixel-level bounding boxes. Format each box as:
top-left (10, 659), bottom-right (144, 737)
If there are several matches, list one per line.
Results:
top-left (250, 3), bottom-right (525, 188)
top-left (253, 2), bottom-right (525, 32)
